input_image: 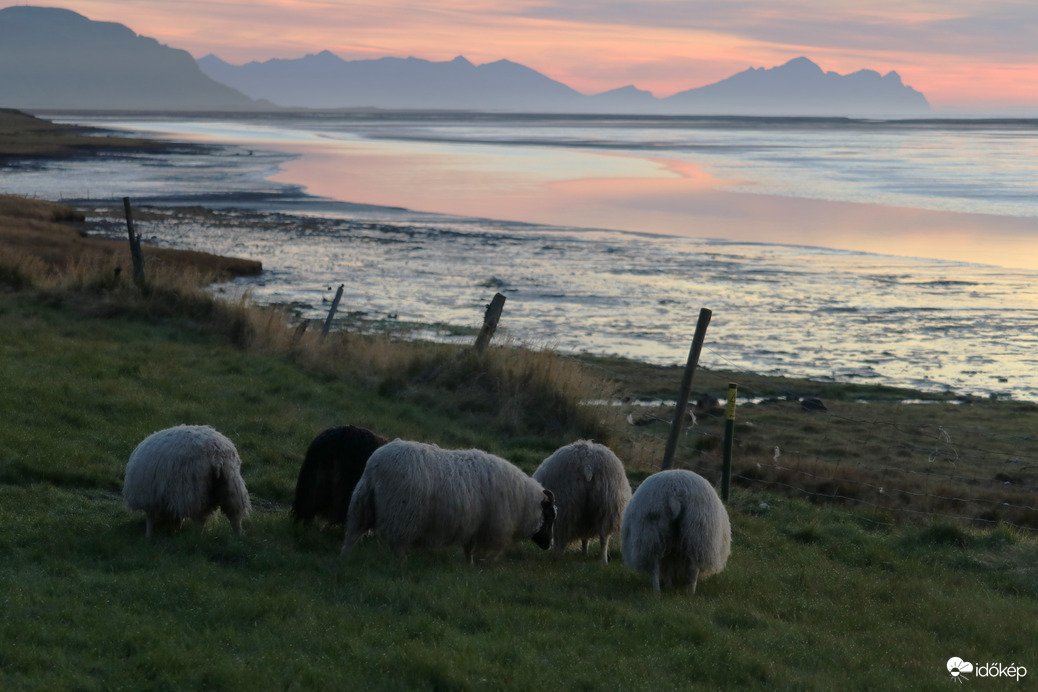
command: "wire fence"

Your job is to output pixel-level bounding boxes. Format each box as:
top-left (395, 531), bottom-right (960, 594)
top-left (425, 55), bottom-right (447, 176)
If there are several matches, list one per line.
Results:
top-left (579, 343), bottom-right (1038, 533)
top-left (308, 282), bottom-right (1038, 534)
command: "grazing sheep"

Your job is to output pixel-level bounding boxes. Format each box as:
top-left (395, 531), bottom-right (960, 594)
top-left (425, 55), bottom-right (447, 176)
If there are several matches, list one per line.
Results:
top-left (621, 469), bottom-right (730, 594)
top-left (533, 440), bottom-right (632, 564)
top-left (342, 439), bottom-right (557, 563)
top-left (123, 425), bottom-right (251, 537)
top-left (291, 425), bottom-right (388, 526)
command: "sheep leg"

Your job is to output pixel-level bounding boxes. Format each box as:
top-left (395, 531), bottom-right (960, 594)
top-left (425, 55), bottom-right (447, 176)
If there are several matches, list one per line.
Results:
top-left (190, 512), bottom-right (210, 535)
top-left (228, 513), bottom-right (244, 536)
top-left (463, 542), bottom-right (476, 565)
top-left (650, 561), bottom-right (661, 595)
top-left (599, 532), bottom-right (610, 565)
top-left (145, 512), bottom-right (156, 539)
top-left (340, 528), bottom-right (366, 556)
top-left (581, 538), bottom-right (589, 556)
top-left (688, 567), bottom-right (699, 595)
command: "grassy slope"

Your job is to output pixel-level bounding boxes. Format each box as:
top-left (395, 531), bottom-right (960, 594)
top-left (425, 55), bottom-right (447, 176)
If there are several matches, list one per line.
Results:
top-left (1, 286), bottom-right (1034, 691)
top-left (0, 114), bottom-right (1034, 687)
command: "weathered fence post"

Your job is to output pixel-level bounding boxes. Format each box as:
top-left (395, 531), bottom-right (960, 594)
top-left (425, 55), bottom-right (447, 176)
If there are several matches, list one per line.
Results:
top-left (321, 284), bottom-right (345, 336)
top-left (122, 196), bottom-right (145, 285)
top-left (661, 307), bottom-right (712, 471)
top-left (474, 293), bottom-right (506, 352)
top-left (722, 382), bottom-right (737, 502)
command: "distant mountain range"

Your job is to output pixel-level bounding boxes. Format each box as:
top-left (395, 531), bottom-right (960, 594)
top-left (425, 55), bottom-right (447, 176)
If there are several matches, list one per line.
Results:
top-left (1, 6), bottom-right (930, 116)
top-left (199, 53), bottom-right (930, 116)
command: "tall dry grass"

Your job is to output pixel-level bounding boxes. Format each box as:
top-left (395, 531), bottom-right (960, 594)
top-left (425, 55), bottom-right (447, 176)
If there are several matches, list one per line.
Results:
top-left (2, 216), bottom-right (612, 445)
top-left (244, 307), bottom-right (612, 440)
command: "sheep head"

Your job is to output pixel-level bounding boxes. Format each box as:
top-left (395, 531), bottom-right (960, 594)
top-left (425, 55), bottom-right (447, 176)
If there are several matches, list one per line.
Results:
top-left (531, 489), bottom-right (557, 550)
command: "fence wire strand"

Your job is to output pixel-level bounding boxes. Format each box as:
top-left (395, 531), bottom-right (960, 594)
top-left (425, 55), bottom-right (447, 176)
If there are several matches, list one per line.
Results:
top-left (582, 345), bottom-right (1038, 534)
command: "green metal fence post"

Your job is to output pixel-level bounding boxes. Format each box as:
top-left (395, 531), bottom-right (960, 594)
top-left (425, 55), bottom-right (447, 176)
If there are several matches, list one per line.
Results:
top-left (722, 382), bottom-right (737, 502)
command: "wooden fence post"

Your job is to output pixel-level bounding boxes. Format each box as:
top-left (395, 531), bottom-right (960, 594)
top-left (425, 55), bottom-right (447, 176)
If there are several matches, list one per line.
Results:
top-left (661, 307), bottom-right (712, 471)
top-left (321, 284), bottom-right (345, 336)
top-left (122, 197), bottom-right (145, 285)
top-left (474, 293), bottom-right (506, 352)
top-left (722, 382), bottom-right (737, 502)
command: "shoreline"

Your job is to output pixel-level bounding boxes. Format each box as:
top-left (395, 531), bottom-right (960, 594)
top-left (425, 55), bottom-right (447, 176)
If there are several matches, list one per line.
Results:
top-left (4, 193), bottom-right (977, 410)
top-left (70, 200), bottom-right (1038, 404)
top-left (0, 194), bottom-right (262, 281)
top-left (7, 110), bottom-right (1038, 403)
top-left (0, 108), bottom-right (178, 160)
top-left (48, 109), bottom-right (1038, 271)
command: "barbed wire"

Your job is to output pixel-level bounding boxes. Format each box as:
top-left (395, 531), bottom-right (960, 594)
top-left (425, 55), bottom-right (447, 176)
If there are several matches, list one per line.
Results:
top-left (600, 403), bottom-right (1037, 491)
top-left (731, 470), bottom-right (1038, 533)
top-left (738, 459), bottom-right (1038, 512)
top-left (587, 378), bottom-right (1038, 532)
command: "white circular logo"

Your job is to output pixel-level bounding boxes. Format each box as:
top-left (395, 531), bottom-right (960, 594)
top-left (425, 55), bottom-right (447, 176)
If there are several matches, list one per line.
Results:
top-left (948, 657), bottom-right (974, 680)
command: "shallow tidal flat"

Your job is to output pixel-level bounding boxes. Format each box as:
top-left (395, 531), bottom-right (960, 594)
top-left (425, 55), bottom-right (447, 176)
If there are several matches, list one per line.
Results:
top-left (75, 200), bottom-right (1038, 405)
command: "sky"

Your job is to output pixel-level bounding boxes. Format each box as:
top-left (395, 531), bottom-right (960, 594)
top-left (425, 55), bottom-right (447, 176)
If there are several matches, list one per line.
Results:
top-left (18, 1), bottom-right (1038, 113)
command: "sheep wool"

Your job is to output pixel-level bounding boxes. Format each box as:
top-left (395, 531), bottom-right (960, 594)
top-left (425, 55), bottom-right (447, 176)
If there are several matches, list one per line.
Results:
top-left (342, 439), bottom-right (556, 563)
top-left (123, 425), bottom-right (251, 537)
top-left (621, 469), bottom-right (730, 594)
top-left (291, 425), bottom-right (389, 526)
top-left (533, 440), bottom-right (632, 564)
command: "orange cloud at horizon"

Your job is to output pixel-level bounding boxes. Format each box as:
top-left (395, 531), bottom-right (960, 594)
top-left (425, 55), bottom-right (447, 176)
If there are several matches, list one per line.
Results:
top-left (25, 0), bottom-right (1038, 113)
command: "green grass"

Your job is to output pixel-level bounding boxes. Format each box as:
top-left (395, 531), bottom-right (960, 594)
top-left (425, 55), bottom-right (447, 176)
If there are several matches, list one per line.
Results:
top-left (1, 281), bottom-right (1036, 690)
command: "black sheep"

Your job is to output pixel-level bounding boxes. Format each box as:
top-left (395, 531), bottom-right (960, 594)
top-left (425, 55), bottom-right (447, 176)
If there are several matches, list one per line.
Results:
top-left (291, 425), bottom-right (389, 525)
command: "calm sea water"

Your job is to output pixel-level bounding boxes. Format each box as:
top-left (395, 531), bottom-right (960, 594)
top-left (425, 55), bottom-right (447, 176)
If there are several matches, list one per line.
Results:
top-left (8, 112), bottom-right (1038, 401)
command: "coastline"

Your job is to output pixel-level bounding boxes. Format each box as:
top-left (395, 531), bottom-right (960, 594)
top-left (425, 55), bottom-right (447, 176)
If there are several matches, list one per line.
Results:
top-left (0, 108), bottom-right (174, 160)
top-left (8, 110), bottom-right (1038, 402)
top-left (1, 111), bottom-right (261, 280)
top-left (55, 110), bottom-right (1038, 271)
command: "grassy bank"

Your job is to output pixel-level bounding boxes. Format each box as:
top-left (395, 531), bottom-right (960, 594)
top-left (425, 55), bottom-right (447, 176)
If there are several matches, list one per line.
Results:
top-left (0, 108), bottom-right (165, 159)
top-left (0, 194), bottom-right (1035, 689)
top-left (0, 193), bottom-right (261, 288)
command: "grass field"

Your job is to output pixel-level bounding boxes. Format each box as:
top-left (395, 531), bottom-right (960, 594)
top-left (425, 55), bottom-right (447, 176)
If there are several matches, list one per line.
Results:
top-left (1, 194), bottom-right (1035, 689)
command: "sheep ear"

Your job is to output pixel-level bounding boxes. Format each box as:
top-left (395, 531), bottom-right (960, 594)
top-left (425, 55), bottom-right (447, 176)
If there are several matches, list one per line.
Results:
top-left (542, 489), bottom-right (555, 505)
top-left (581, 464), bottom-right (593, 482)
top-left (668, 496), bottom-right (682, 519)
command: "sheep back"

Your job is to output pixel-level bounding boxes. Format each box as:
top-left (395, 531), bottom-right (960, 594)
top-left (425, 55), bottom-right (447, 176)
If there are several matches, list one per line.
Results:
top-left (533, 440), bottom-right (632, 563)
top-left (291, 425), bottom-right (388, 525)
top-left (621, 469), bottom-right (730, 593)
top-left (123, 425), bottom-right (251, 537)
top-left (343, 439), bottom-right (556, 563)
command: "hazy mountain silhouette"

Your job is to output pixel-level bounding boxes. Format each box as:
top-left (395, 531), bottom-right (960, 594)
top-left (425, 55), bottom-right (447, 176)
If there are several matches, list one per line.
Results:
top-left (666, 56), bottom-right (930, 116)
top-left (0, 6), bottom-right (256, 110)
top-left (198, 52), bottom-right (584, 111)
top-left (200, 52), bottom-right (929, 116)
top-left (0, 6), bottom-right (930, 116)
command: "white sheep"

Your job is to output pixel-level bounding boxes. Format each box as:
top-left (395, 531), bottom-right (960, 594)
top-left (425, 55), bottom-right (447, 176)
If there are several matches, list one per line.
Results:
top-left (341, 439), bottom-right (556, 563)
top-left (123, 425), bottom-right (251, 537)
top-left (621, 469), bottom-right (730, 594)
top-left (532, 440), bottom-right (632, 564)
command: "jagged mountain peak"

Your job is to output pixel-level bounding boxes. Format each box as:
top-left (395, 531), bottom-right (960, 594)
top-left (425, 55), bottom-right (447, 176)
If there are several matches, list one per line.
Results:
top-left (0, 7), bottom-right (929, 115)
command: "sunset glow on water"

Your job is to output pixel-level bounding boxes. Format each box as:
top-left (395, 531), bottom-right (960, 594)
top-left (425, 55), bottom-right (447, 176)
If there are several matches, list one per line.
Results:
top-left (60, 113), bottom-right (1038, 270)
top-left (12, 112), bottom-right (1038, 400)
